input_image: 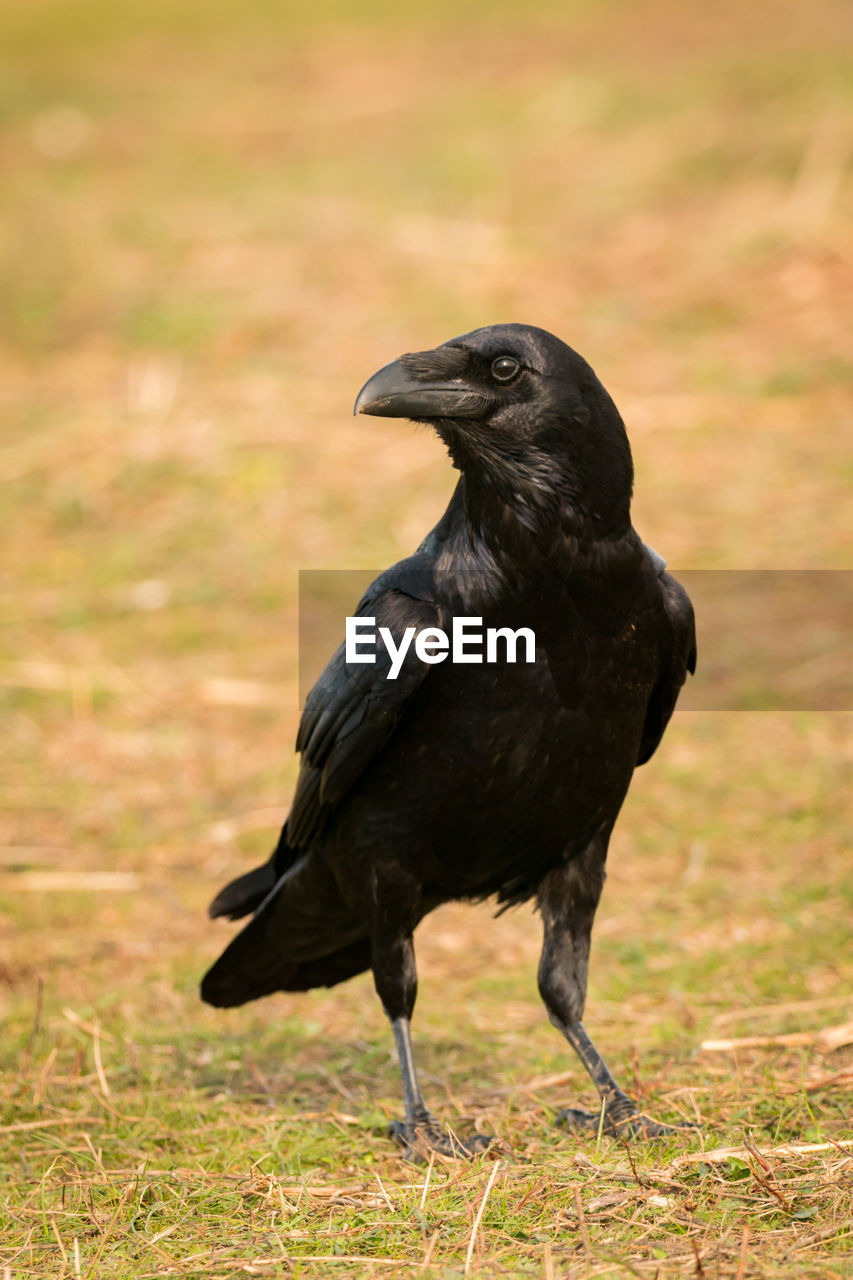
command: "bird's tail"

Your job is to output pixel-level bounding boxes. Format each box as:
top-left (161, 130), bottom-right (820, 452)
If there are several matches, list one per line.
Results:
top-left (207, 821), bottom-right (297, 921)
top-left (201, 851), bottom-right (371, 1008)
top-left (208, 860), bottom-right (278, 920)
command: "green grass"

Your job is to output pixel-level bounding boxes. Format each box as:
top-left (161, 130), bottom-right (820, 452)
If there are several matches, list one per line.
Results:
top-left (1, 0), bottom-right (852, 1275)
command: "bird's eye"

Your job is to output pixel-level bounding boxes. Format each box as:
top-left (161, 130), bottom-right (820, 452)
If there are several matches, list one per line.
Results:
top-left (490, 355), bottom-right (520, 383)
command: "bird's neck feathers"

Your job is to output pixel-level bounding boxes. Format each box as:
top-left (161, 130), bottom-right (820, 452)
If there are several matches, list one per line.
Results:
top-left (450, 435), bottom-right (634, 561)
top-left (431, 475), bottom-right (637, 622)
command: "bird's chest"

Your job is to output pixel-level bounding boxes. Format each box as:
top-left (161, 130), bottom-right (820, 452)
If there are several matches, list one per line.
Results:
top-left (415, 623), bottom-right (651, 838)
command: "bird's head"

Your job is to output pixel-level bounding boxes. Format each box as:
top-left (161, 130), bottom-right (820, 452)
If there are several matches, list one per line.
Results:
top-left (354, 323), bottom-right (634, 540)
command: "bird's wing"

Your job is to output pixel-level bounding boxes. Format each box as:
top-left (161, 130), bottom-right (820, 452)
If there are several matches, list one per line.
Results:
top-left (287, 556), bottom-right (437, 849)
top-left (636, 565), bottom-right (696, 766)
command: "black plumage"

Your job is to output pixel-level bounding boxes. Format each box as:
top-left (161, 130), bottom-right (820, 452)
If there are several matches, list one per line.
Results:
top-left (202, 323), bottom-right (696, 1157)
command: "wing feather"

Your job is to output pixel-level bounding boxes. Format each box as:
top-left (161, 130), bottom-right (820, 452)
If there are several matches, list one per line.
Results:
top-left (288, 557), bottom-right (438, 848)
top-left (637, 567), bottom-right (696, 766)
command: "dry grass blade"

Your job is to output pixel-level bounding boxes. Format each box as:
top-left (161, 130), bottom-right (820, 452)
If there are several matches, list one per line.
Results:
top-left (0, 1116), bottom-right (98, 1134)
top-left (373, 1171), bottom-right (395, 1212)
top-left (700, 1021), bottom-right (853, 1053)
top-left (197, 678), bottom-right (284, 708)
top-left (464, 1159), bottom-right (501, 1276)
top-left (81, 1183), bottom-right (134, 1280)
top-left (789, 1068), bottom-right (853, 1094)
top-left (91, 1021), bottom-right (111, 1098)
top-left (711, 997), bottom-right (853, 1028)
top-left (419, 1151), bottom-right (436, 1213)
top-left (790, 1218), bottom-right (853, 1251)
top-left (271, 1256), bottom-right (401, 1267)
top-left (573, 1185), bottom-right (592, 1256)
top-left (676, 1139), bottom-right (853, 1166)
top-left (0, 872), bottom-right (139, 892)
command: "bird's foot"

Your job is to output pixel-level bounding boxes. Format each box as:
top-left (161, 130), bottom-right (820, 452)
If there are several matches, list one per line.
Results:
top-left (556, 1094), bottom-right (693, 1141)
top-left (387, 1111), bottom-right (492, 1162)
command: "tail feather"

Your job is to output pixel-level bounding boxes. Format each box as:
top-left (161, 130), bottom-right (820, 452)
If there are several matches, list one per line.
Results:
top-left (202, 851), bottom-right (370, 1008)
top-left (201, 932), bottom-right (372, 1007)
top-left (208, 860), bottom-right (277, 920)
top-left (208, 821), bottom-right (297, 921)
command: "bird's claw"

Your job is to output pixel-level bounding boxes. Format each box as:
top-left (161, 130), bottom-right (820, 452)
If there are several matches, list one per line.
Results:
top-left (556, 1102), bottom-right (693, 1141)
top-left (387, 1115), bottom-right (492, 1162)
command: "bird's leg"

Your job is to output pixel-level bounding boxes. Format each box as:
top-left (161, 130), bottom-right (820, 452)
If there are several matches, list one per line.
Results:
top-left (537, 844), bottom-right (685, 1140)
top-left (553, 1020), bottom-right (685, 1139)
top-left (387, 1015), bottom-right (489, 1160)
top-left (372, 929), bottom-right (490, 1161)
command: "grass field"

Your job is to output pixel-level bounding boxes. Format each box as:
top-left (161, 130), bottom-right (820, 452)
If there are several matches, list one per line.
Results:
top-left (1, 1), bottom-right (851, 1275)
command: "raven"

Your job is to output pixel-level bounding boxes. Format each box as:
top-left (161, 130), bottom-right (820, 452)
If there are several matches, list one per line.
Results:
top-left (202, 323), bottom-right (696, 1159)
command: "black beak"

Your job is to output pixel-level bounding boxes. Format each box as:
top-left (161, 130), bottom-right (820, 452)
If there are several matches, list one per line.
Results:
top-left (354, 354), bottom-right (488, 420)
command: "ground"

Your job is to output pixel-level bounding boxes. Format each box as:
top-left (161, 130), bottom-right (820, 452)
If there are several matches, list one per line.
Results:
top-left (1, 1), bottom-right (851, 1276)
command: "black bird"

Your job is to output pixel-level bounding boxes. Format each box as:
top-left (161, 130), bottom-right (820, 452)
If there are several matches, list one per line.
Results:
top-left (202, 323), bottom-right (696, 1158)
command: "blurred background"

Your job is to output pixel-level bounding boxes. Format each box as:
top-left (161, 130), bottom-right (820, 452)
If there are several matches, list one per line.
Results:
top-left (1, 0), bottom-right (851, 1263)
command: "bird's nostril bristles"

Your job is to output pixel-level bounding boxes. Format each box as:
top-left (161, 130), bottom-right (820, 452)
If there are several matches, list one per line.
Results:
top-left (399, 346), bottom-right (469, 381)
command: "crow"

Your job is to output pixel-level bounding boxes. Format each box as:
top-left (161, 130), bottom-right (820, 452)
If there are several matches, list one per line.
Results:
top-left (202, 323), bottom-right (696, 1159)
